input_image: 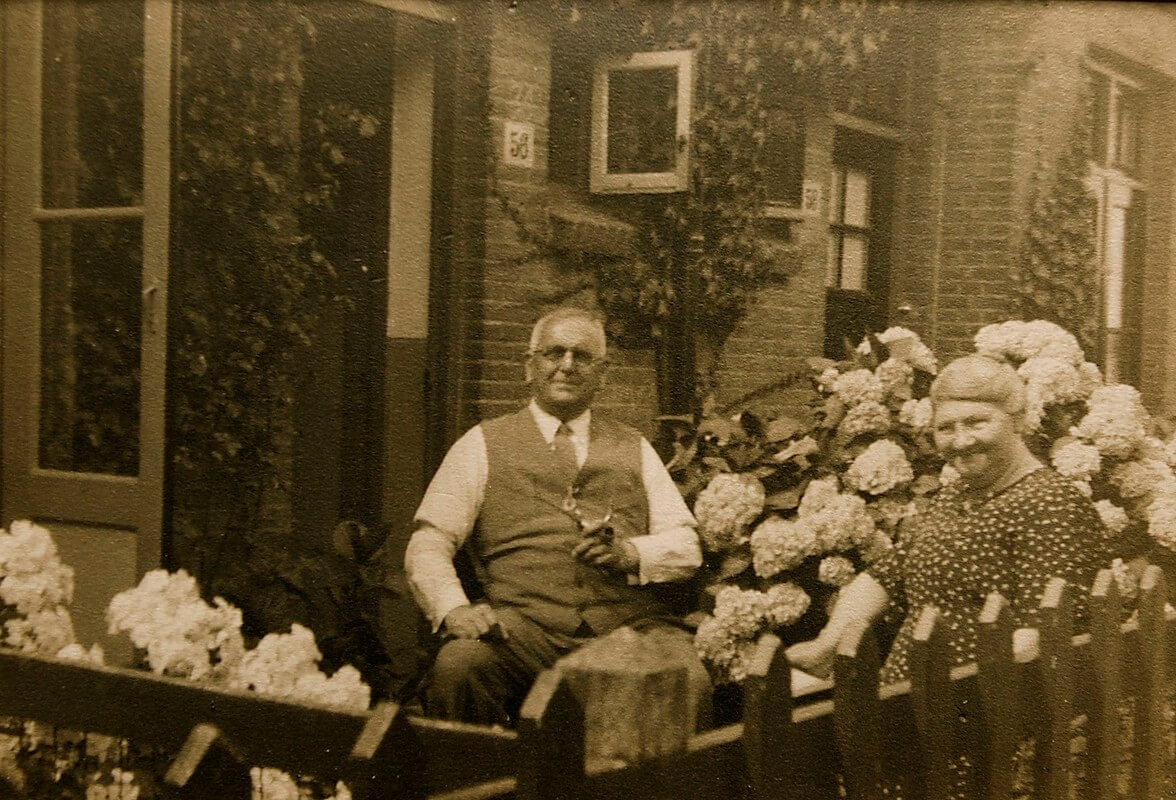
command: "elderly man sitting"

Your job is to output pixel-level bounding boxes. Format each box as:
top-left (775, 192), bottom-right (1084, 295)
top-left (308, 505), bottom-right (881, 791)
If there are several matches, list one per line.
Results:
top-left (405, 307), bottom-right (708, 726)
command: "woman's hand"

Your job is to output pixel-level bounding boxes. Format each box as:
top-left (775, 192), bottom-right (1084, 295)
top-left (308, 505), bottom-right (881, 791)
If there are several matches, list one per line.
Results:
top-left (785, 636), bottom-right (837, 679)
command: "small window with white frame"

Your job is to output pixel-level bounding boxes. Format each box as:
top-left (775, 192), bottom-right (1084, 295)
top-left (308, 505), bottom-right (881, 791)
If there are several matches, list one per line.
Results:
top-left (1086, 59), bottom-right (1148, 384)
top-left (590, 49), bottom-right (693, 194)
top-left (827, 166), bottom-right (872, 291)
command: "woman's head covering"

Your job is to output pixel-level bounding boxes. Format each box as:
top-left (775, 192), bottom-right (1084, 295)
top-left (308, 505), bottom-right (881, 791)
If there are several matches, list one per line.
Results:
top-left (930, 355), bottom-right (1026, 416)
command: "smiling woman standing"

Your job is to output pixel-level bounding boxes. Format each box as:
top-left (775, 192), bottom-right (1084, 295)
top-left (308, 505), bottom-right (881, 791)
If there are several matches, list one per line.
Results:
top-left (786, 355), bottom-right (1112, 797)
top-left (788, 355), bottom-right (1112, 684)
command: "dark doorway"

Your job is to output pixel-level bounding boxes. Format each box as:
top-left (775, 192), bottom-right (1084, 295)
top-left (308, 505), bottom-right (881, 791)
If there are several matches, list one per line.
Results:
top-left (293, 2), bottom-right (394, 543)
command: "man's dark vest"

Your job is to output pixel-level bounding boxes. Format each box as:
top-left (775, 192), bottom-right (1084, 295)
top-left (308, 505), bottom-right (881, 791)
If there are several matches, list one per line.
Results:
top-left (474, 408), bottom-right (672, 636)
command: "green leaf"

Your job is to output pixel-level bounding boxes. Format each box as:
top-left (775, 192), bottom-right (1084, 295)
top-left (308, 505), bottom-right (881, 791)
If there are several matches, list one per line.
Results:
top-left (765, 486), bottom-right (803, 510)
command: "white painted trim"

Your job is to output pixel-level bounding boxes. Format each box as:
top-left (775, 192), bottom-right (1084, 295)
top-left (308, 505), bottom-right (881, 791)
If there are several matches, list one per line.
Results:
top-left (1, 0), bottom-right (171, 571)
top-left (386, 17), bottom-right (435, 340)
top-left (360, 0), bottom-right (455, 24)
top-left (830, 111), bottom-right (905, 142)
top-left (34, 206), bottom-right (145, 220)
top-left (1084, 57), bottom-right (1144, 91)
top-left (590, 49), bottom-right (693, 194)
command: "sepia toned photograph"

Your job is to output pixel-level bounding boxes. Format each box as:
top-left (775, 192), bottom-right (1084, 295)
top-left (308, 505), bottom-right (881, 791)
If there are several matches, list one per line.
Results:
top-left (0, 1), bottom-right (1174, 797)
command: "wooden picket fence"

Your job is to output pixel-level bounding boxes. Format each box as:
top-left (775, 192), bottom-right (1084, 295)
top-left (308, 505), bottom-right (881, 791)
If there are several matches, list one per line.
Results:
top-left (0, 566), bottom-right (1172, 800)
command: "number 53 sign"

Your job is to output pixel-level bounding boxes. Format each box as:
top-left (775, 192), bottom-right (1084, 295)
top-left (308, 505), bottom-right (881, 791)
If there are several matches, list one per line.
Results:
top-left (503, 121), bottom-right (535, 168)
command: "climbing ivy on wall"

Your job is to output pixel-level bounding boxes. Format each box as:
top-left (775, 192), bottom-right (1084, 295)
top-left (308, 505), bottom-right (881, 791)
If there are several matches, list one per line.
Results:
top-left (1017, 90), bottom-right (1100, 358)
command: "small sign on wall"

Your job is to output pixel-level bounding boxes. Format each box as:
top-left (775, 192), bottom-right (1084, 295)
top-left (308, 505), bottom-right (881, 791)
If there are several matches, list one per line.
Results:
top-left (802, 180), bottom-right (823, 214)
top-left (503, 121), bottom-right (535, 168)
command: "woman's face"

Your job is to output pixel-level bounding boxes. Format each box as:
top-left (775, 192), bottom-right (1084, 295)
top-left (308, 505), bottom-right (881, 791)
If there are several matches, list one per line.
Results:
top-left (932, 399), bottom-right (1023, 491)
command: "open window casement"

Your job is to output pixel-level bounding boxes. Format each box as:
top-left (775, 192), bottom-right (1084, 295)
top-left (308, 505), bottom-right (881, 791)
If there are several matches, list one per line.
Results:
top-left (590, 49), bottom-right (693, 194)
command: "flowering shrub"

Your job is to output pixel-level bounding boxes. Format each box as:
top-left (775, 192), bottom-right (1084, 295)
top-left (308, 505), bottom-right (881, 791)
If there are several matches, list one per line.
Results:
top-left (0, 522), bottom-right (367, 799)
top-left (670, 327), bottom-right (944, 683)
top-left (675, 320), bottom-right (1170, 684)
top-left (0, 520), bottom-right (82, 658)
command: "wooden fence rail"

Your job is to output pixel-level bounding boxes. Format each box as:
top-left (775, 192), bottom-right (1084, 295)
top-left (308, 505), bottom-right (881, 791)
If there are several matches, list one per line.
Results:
top-left (0, 566), bottom-right (1172, 799)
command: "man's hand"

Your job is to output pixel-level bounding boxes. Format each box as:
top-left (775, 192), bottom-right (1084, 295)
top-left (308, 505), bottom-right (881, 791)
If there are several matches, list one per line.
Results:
top-left (572, 533), bottom-right (639, 574)
top-left (442, 603), bottom-right (505, 640)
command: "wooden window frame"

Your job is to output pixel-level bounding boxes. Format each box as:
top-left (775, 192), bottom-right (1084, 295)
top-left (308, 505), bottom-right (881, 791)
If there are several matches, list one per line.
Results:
top-left (590, 49), bottom-right (693, 194)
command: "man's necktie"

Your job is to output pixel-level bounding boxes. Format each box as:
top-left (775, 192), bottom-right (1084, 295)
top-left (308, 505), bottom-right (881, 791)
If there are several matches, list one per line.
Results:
top-left (552, 422), bottom-right (579, 484)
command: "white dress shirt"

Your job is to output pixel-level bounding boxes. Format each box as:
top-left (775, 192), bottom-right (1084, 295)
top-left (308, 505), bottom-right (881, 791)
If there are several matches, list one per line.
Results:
top-left (405, 401), bottom-right (702, 630)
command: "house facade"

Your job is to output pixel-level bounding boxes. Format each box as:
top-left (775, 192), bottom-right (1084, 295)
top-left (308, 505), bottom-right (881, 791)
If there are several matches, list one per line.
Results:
top-left (2, 0), bottom-right (1176, 650)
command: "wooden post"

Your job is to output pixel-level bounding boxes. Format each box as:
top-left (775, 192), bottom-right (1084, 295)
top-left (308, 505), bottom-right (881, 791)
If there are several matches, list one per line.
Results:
top-left (517, 669), bottom-right (585, 800)
top-left (909, 605), bottom-right (953, 800)
top-left (343, 701), bottom-right (425, 800)
top-left (743, 634), bottom-right (791, 800)
top-left (1036, 578), bottom-right (1075, 800)
top-left (554, 626), bottom-right (695, 768)
top-left (161, 723), bottom-right (251, 800)
top-left (833, 633), bottom-right (882, 800)
top-left (748, 634), bottom-right (838, 800)
top-left (1085, 569), bottom-right (1122, 800)
top-left (976, 592), bottom-right (1016, 800)
top-left (1131, 565), bottom-right (1167, 799)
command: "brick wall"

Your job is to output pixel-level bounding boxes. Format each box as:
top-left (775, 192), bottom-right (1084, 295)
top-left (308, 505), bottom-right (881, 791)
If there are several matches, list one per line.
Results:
top-left (453, 6), bottom-right (663, 437)
top-left (891, 3), bottom-right (1176, 417)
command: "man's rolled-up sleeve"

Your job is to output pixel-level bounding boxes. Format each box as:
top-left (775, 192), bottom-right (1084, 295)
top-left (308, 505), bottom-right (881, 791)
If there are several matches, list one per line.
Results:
top-left (626, 438), bottom-right (702, 584)
top-left (404, 427), bottom-right (487, 630)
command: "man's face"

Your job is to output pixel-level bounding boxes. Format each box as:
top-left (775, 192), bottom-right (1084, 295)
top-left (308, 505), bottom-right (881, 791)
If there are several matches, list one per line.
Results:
top-left (526, 318), bottom-right (607, 420)
top-left (932, 399), bottom-right (1021, 491)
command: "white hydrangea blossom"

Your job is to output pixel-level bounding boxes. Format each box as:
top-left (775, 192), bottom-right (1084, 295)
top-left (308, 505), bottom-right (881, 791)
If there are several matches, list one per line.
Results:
top-left (711, 586), bottom-right (772, 639)
top-left (1071, 479), bottom-right (1092, 498)
top-left (974, 320), bottom-right (1084, 366)
top-left (1094, 500), bottom-right (1130, 535)
top-left (751, 516), bottom-right (818, 578)
top-left (817, 367), bottom-right (840, 394)
top-left (939, 463), bottom-right (962, 486)
top-left (808, 493), bottom-right (877, 552)
top-left (107, 569), bottom-right (246, 682)
top-left (1074, 384), bottom-right (1148, 459)
top-left (898, 397), bottom-right (933, 432)
top-left (764, 583), bottom-right (811, 626)
top-left (1018, 357), bottom-right (1086, 418)
top-left (1049, 439), bottom-right (1102, 481)
top-left (843, 439), bottom-right (914, 495)
top-left (857, 327), bottom-right (938, 374)
top-left (230, 624), bottom-right (370, 711)
top-left (818, 556), bottom-right (856, 587)
top-left (1109, 459), bottom-right (1175, 500)
top-left (693, 473), bottom-right (766, 553)
top-left (0, 520), bottom-right (79, 655)
top-left (1146, 494), bottom-right (1176, 551)
top-left (1076, 361), bottom-right (1104, 396)
top-left (838, 400), bottom-right (891, 440)
top-left (875, 358), bottom-right (914, 401)
top-left (693, 615), bottom-right (740, 676)
top-left (832, 369), bottom-right (884, 407)
top-left (798, 476), bottom-right (840, 518)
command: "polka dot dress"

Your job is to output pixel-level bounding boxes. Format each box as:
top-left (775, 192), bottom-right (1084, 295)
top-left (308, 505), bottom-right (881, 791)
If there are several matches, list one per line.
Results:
top-left (869, 467), bottom-right (1111, 685)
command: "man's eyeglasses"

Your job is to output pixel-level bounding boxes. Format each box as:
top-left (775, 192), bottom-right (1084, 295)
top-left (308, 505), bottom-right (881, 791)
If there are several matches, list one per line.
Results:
top-left (531, 346), bottom-right (606, 368)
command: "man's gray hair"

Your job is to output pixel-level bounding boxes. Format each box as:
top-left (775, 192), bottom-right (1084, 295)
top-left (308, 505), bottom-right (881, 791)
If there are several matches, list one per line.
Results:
top-left (527, 307), bottom-right (607, 355)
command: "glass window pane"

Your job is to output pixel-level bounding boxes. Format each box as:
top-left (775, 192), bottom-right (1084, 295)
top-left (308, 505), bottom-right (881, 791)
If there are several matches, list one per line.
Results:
top-left (1115, 85), bottom-right (1141, 173)
top-left (843, 169), bottom-right (871, 228)
top-left (606, 66), bottom-right (678, 174)
top-left (42, 0), bottom-right (144, 209)
top-left (840, 234), bottom-right (868, 290)
top-left (40, 220), bottom-right (141, 475)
